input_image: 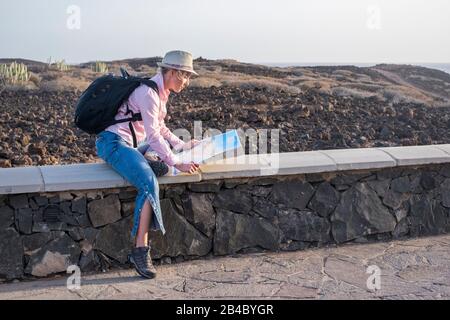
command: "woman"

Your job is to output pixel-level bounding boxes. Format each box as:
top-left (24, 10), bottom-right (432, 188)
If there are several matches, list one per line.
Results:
top-left (95, 50), bottom-right (200, 279)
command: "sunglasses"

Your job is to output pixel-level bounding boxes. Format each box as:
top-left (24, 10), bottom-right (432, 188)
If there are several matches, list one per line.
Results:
top-left (175, 70), bottom-right (192, 81)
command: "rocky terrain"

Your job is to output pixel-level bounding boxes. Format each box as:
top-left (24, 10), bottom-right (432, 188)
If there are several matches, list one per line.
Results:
top-left (0, 57), bottom-right (450, 167)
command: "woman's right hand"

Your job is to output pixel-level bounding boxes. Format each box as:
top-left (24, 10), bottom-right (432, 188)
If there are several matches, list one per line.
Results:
top-left (174, 162), bottom-right (200, 174)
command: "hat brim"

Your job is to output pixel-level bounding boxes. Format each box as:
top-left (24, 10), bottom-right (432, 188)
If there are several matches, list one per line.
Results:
top-left (157, 62), bottom-right (199, 76)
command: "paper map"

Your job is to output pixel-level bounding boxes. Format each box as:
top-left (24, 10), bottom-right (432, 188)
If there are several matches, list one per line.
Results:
top-left (172, 130), bottom-right (242, 174)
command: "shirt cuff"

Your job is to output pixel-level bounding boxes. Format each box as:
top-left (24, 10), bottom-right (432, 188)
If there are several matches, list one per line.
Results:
top-left (164, 153), bottom-right (180, 167)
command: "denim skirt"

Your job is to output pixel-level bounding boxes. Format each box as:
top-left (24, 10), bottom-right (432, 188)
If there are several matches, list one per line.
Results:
top-left (95, 130), bottom-right (165, 238)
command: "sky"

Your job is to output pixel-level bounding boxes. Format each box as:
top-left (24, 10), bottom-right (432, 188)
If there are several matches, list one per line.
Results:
top-left (0, 0), bottom-right (449, 64)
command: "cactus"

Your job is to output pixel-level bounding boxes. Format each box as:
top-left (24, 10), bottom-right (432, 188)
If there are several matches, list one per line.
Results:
top-left (55, 59), bottom-right (70, 72)
top-left (91, 61), bottom-right (108, 73)
top-left (0, 61), bottom-right (31, 84)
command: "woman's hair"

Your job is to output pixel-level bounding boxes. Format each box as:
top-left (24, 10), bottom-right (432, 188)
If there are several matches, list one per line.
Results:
top-left (158, 67), bottom-right (171, 75)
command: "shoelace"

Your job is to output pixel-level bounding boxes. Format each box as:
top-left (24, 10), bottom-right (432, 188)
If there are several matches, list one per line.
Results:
top-left (134, 249), bottom-right (155, 271)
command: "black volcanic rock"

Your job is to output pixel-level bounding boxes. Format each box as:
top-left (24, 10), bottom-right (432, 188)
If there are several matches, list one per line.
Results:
top-left (0, 60), bottom-right (449, 168)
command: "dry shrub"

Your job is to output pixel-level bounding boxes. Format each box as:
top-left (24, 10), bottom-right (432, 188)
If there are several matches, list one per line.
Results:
top-left (195, 68), bottom-right (301, 93)
top-left (345, 83), bottom-right (386, 92)
top-left (28, 72), bottom-right (41, 87)
top-left (409, 74), bottom-right (443, 82)
top-left (381, 87), bottom-right (431, 105)
top-left (215, 59), bottom-right (240, 66)
top-left (190, 77), bottom-right (222, 88)
top-left (197, 65), bottom-right (222, 73)
top-left (292, 75), bottom-right (329, 85)
top-left (329, 70), bottom-right (376, 84)
top-left (134, 65), bottom-right (157, 75)
top-left (332, 86), bottom-right (380, 99)
top-left (354, 74), bottom-right (373, 82)
top-left (222, 77), bottom-right (301, 94)
top-left (40, 75), bottom-right (91, 91)
top-left (331, 74), bottom-right (350, 82)
top-left (332, 70), bottom-right (354, 77)
top-left (297, 79), bottom-right (334, 94)
top-left (297, 69), bottom-right (317, 77)
top-left (3, 82), bottom-right (38, 91)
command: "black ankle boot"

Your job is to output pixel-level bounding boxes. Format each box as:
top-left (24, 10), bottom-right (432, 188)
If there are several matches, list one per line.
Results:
top-left (128, 246), bottom-right (157, 279)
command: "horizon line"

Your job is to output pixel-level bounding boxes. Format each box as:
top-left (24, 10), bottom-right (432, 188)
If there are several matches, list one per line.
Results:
top-left (1, 56), bottom-right (449, 67)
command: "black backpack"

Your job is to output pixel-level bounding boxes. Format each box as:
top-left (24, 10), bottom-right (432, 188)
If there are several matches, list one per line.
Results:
top-left (74, 67), bottom-right (159, 147)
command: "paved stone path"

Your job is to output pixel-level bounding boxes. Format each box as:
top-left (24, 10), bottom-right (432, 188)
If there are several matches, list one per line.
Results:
top-left (1, 234), bottom-right (450, 300)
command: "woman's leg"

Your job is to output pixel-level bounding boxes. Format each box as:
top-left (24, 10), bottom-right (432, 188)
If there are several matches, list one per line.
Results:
top-left (135, 141), bottom-right (155, 247)
top-left (135, 200), bottom-right (152, 248)
top-left (95, 131), bottom-right (165, 240)
top-left (96, 132), bottom-right (162, 278)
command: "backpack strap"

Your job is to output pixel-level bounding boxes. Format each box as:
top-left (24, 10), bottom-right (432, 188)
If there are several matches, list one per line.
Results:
top-left (120, 67), bottom-right (131, 79)
top-left (140, 78), bottom-right (159, 94)
top-left (124, 103), bottom-right (139, 148)
top-left (129, 122), bottom-right (138, 148)
top-left (123, 79), bottom-right (159, 148)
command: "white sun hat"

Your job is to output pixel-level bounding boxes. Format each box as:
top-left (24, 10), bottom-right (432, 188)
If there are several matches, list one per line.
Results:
top-left (157, 50), bottom-right (199, 76)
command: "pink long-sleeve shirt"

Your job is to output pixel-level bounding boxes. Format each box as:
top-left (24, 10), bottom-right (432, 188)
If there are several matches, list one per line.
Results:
top-left (105, 72), bottom-right (184, 166)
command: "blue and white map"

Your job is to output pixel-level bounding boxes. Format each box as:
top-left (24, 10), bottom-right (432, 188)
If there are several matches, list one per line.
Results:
top-left (173, 130), bottom-right (242, 173)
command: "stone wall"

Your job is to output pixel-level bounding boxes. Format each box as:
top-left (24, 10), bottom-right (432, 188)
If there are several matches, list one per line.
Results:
top-left (1, 163), bottom-right (450, 281)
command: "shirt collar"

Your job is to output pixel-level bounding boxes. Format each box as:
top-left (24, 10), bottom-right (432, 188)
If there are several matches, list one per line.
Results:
top-left (151, 72), bottom-right (170, 101)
